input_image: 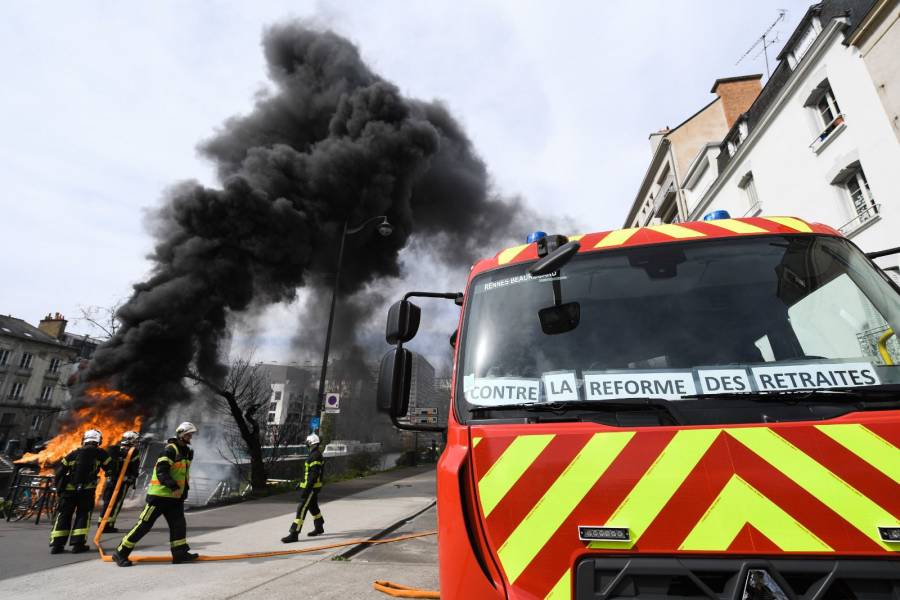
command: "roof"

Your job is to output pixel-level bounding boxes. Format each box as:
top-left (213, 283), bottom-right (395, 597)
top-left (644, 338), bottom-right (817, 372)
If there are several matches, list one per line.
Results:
top-left (479, 216), bottom-right (840, 273)
top-left (0, 314), bottom-right (76, 352)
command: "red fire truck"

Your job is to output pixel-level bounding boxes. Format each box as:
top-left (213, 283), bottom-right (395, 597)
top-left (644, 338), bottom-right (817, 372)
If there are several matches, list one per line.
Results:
top-left (377, 215), bottom-right (899, 599)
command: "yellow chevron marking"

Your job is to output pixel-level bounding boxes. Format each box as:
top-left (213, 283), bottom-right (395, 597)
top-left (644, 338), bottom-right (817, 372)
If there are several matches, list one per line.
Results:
top-left (478, 435), bottom-right (554, 517)
top-left (498, 431), bottom-right (634, 584)
top-left (728, 428), bottom-right (898, 550)
top-left (763, 216), bottom-right (813, 232)
top-left (594, 228), bottom-right (638, 248)
top-left (497, 244), bottom-right (529, 265)
top-left (472, 436), bottom-right (482, 448)
top-left (680, 475), bottom-right (832, 551)
top-left (707, 218), bottom-right (769, 234)
top-left (646, 224), bottom-right (706, 239)
top-left (816, 424), bottom-right (900, 483)
top-left (589, 429), bottom-right (720, 549)
top-left (545, 569), bottom-right (571, 600)
top-left (568, 234), bottom-right (584, 242)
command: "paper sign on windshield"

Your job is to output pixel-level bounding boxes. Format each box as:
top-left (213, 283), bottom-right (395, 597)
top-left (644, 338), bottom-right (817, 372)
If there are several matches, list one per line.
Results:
top-left (543, 371), bottom-right (579, 402)
top-left (465, 377), bottom-right (540, 406)
top-left (750, 362), bottom-right (880, 391)
top-left (697, 369), bottom-right (752, 394)
top-left (583, 371), bottom-right (697, 401)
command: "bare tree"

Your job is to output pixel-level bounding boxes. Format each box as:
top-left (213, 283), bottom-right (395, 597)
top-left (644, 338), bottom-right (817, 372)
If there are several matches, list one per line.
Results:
top-left (186, 356), bottom-right (270, 493)
top-left (73, 302), bottom-right (123, 340)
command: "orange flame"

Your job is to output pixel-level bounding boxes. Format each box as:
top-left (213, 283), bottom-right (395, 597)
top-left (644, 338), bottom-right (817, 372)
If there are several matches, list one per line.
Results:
top-left (17, 386), bottom-right (142, 472)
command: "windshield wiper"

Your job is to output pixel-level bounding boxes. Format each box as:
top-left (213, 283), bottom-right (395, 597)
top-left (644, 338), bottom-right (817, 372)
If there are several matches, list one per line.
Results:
top-left (469, 398), bottom-right (685, 425)
top-left (682, 385), bottom-right (900, 406)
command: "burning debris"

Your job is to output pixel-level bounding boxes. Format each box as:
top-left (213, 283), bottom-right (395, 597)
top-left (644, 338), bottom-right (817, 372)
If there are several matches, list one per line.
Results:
top-left (77, 22), bottom-right (532, 416)
top-left (17, 386), bottom-right (142, 472)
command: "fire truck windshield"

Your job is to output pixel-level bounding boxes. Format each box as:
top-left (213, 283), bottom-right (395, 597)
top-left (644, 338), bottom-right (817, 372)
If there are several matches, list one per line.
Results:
top-left (457, 235), bottom-right (900, 421)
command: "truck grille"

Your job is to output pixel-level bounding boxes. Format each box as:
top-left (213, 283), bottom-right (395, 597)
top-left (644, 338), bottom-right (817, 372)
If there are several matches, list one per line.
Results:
top-left (574, 556), bottom-right (900, 600)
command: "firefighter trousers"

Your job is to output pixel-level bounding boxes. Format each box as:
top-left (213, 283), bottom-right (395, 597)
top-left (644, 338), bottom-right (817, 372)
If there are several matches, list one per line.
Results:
top-left (98, 479), bottom-right (130, 526)
top-left (118, 496), bottom-right (189, 554)
top-left (50, 490), bottom-right (94, 548)
top-left (290, 487), bottom-right (324, 532)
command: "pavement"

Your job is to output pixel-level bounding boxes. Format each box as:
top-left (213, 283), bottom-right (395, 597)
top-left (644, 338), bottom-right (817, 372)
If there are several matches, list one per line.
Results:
top-left (0, 467), bottom-right (439, 599)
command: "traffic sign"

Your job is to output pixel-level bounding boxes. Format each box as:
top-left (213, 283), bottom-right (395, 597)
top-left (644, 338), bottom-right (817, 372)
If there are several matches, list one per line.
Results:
top-left (324, 393), bottom-right (340, 414)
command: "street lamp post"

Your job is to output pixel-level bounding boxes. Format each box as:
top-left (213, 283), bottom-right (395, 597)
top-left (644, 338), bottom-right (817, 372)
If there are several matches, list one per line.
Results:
top-left (315, 216), bottom-right (393, 431)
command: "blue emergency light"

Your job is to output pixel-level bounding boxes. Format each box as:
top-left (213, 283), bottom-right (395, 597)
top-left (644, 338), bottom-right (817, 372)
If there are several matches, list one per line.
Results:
top-left (527, 231), bottom-right (547, 243)
top-left (703, 210), bottom-right (731, 221)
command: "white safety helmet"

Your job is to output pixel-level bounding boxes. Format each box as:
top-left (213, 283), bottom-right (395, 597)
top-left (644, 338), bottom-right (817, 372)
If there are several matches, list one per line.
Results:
top-left (305, 433), bottom-right (320, 447)
top-left (175, 422), bottom-right (198, 438)
top-left (83, 429), bottom-right (102, 445)
top-left (120, 431), bottom-right (140, 446)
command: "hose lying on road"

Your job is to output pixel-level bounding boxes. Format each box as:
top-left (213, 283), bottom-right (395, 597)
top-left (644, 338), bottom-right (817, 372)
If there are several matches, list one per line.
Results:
top-left (94, 448), bottom-right (437, 562)
top-left (373, 580), bottom-right (441, 598)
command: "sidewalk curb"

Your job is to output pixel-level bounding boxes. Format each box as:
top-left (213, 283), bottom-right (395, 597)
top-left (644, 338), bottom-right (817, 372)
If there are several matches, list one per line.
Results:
top-left (335, 499), bottom-right (437, 560)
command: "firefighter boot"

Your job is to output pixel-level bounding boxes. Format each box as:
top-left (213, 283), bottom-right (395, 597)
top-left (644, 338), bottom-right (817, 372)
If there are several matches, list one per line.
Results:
top-left (50, 544), bottom-right (66, 555)
top-left (172, 547), bottom-right (199, 564)
top-left (281, 530), bottom-right (299, 543)
top-left (307, 517), bottom-right (325, 537)
top-left (102, 525), bottom-right (119, 533)
top-left (71, 544), bottom-right (89, 554)
top-left (112, 548), bottom-right (133, 567)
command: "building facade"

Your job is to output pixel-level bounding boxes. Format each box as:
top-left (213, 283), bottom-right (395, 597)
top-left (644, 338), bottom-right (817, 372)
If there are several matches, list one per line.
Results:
top-left (849, 0), bottom-right (900, 142)
top-left (688, 0), bottom-right (899, 277)
top-left (625, 75), bottom-right (763, 227)
top-left (0, 313), bottom-right (78, 453)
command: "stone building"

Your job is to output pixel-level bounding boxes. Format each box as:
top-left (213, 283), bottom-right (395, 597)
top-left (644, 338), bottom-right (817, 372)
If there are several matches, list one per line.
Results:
top-left (624, 75), bottom-right (763, 227)
top-left (0, 313), bottom-right (78, 453)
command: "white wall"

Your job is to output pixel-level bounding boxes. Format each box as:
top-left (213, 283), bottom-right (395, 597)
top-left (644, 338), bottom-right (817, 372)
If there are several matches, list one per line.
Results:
top-left (694, 24), bottom-right (900, 270)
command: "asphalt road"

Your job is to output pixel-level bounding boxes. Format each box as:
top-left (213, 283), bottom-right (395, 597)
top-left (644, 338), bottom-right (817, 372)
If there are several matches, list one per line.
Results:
top-left (0, 465), bottom-right (435, 581)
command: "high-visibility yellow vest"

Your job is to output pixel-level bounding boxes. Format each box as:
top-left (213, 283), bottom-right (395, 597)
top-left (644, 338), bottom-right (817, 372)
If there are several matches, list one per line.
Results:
top-left (148, 442), bottom-right (191, 498)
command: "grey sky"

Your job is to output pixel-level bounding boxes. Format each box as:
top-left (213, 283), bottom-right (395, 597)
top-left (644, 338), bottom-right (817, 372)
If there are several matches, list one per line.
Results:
top-left (1, 1), bottom-right (808, 361)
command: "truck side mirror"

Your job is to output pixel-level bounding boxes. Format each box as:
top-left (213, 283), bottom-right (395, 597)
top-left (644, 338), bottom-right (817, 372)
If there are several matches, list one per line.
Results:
top-left (385, 300), bottom-right (421, 344)
top-left (377, 347), bottom-right (412, 418)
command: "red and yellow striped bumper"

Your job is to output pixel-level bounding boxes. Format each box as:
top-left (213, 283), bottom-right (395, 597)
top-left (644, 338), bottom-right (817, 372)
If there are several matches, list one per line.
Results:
top-left (469, 415), bottom-right (900, 598)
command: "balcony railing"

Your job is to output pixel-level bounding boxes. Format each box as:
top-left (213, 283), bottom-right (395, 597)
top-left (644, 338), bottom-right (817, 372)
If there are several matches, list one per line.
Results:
top-left (839, 204), bottom-right (881, 236)
top-left (809, 114), bottom-right (846, 154)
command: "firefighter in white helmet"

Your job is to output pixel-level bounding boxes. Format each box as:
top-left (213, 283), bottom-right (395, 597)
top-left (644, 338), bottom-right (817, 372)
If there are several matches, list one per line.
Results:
top-left (113, 422), bottom-right (198, 566)
top-left (282, 433), bottom-right (326, 543)
top-left (49, 429), bottom-right (113, 554)
top-left (96, 430), bottom-right (142, 533)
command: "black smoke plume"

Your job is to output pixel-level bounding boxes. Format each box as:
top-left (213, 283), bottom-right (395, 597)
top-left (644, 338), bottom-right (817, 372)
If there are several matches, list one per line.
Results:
top-left (83, 23), bottom-right (533, 414)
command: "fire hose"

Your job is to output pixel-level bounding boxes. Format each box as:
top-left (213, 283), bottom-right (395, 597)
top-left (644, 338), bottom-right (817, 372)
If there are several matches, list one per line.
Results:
top-left (93, 447), bottom-right (441, 597)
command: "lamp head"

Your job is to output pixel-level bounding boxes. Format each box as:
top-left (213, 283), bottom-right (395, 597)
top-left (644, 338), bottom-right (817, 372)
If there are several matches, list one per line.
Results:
top-left (377, 219), bottom-right (394, 237)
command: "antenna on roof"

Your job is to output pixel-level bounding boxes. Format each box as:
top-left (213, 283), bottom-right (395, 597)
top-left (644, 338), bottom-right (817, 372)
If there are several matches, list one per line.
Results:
top-left (735, 9), bottom-right (787, 78)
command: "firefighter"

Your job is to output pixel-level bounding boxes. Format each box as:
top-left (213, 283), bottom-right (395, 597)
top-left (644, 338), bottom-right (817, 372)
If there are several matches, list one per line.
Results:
top-left (112, 422), bottom-right (198, 566)
top-left (281, 433), bottom-right (325, 543)
top-left (49, 429), bottom-right (112, 554)
top-left (97, 430), bottom-right (141, 532)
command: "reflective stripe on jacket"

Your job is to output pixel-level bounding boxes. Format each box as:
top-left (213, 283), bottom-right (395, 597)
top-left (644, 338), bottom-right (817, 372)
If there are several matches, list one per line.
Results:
top-left (300, 448), bottom-right (324, 490)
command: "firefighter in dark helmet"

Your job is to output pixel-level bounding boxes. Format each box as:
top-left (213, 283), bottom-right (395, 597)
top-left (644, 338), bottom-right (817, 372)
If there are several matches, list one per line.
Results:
top-left (112, 422), bottom-right (198, 566)
top-left (281, 433), bottom-right (325, 542)
top-left (50, 429), bottom-right (113, 554)
top-left (97, 430), bottom-right (141, 533)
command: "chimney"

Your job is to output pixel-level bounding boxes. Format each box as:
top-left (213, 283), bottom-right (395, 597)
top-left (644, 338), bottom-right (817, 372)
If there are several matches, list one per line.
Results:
top-left (649, 127), bottom-right (670, 155)
top-left (38, 312), bottom-right (67, 339)
top-left (711, 74), bottom-right (763, 128)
